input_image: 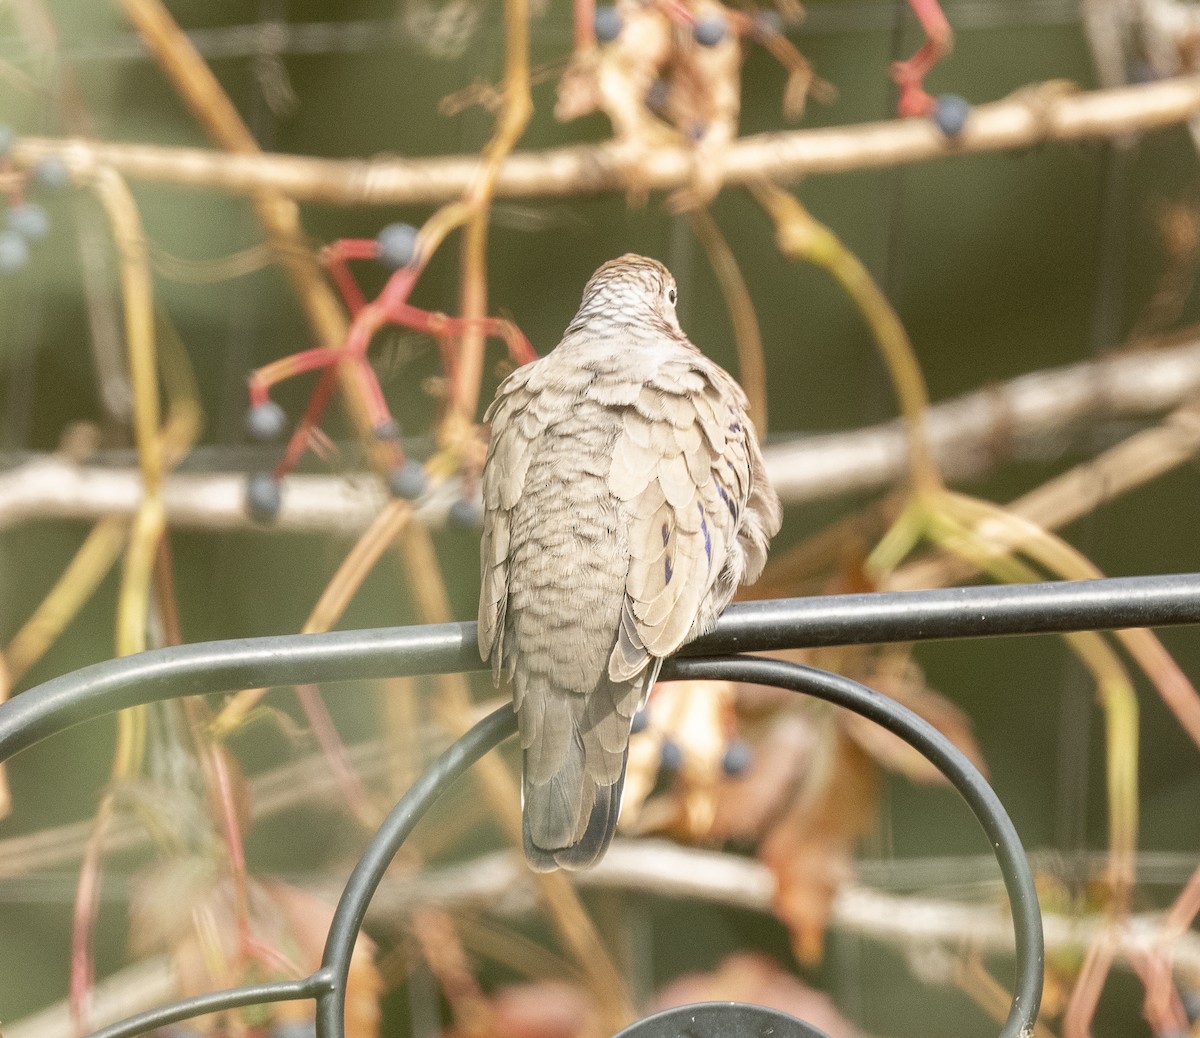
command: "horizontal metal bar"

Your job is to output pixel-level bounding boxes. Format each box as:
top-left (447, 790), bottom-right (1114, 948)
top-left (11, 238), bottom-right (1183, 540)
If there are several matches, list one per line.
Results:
top-left (2, 573), bottom-right (1198, 765)
top-left (694, 571), bottom-right (1200, 654)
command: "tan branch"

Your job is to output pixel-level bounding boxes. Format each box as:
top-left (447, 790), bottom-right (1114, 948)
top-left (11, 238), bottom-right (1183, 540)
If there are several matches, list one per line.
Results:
top-left (766, 332), bottom-right (1200, 502)
top-left (0, 459), bottom-right (403, 532)
top-left (357, 841), bottom-right (1200, 985)
top-left (6, 332), bottom-right (1200, 531)
top-left (11, 842), bottom-right (1200, 1038)
top-left (12, 75), bottom-right (1200, 205)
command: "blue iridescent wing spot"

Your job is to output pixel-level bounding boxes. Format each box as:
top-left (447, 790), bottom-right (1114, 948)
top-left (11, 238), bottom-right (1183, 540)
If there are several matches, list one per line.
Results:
top-left (716, 481), bottom-right (738, 520)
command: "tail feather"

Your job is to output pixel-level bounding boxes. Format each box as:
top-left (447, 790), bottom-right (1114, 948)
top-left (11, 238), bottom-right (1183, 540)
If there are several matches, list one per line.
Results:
top-left (518, 665), bottom-right (655, 872)
top-left (522, 758), bottom-right (627, 872)
top-left (523, 726), bottom-right (590, 850)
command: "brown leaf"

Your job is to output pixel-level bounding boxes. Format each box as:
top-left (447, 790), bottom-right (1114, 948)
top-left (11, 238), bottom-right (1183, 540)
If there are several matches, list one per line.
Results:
top-left (760, 733), bottom-right (878, 964)
top-left (709, 711), bottom-right (819, 841)
top-left (621, 680), bottom-right (738, 840)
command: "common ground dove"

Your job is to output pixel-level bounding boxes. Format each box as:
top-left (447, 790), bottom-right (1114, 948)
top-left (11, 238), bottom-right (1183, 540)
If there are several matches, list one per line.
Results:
top-left (478, 254), bottom-right (782, 871)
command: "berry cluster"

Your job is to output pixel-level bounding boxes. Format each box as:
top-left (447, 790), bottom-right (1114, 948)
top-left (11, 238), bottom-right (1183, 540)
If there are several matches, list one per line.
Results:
top-left (631, 706), bottom-right (754, 777)
top-left (0, 127), bottom-right (68, 275)
top-left (243, 222), bottom-right (534, 522)
top-left (593, 2), bottom-right (780, 49)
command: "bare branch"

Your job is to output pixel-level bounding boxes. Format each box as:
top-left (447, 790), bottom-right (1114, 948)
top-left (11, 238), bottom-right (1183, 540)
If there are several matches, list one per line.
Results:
top-left (767, 330), bottom-right (1200, 502)
top-left (11, 76), bottom-right (1200, 205)
top-left (0, 458), bottom-right (458, 533)
top-left (4, 332), bottom-right (1200, 531)
top-left (362, 841), bottom-right (1200, 985)
top-left (10, 841), bottom-right (1200, 1038)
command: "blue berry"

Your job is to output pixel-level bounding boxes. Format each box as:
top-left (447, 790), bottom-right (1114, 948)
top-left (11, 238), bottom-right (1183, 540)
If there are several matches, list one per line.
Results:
top-left (646, 80), bottom-right (670, 115)
top-left (721, 739), bottom-right (753, 775)
top-left (0, 230), bottom-right (29, 273)
top-left (594, 5), bottom-right (622, 42)
top-left (7, 202), bottom-right (49, 241)
top-left (387, 459), bottom-right (426, 499)
top-left (693, 14), bottom-right (727, 46)
top-left (448, 498), bottom-right (482, 527)
top-left (33, 157), bottom-right (70, 189)
top-left (376, 223), bottom-right (418, 269)
top-left (246, 473), bottom-right (282, 521)
top-left (630, 709), bottom-right (650, 735)
top-left (659, 738), bottom-right (684, 773)
top-left (373, 417), bottom-right (401, 441)
top-left (932, 94), bottom-right (971, 137)
top-left (245, 401), bottom-right (287, 441)
top-left (0, 125), bottom-right (12, 158)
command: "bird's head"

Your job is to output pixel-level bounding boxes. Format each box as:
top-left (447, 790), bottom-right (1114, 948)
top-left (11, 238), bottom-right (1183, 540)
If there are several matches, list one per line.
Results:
top-left (569, 254), bottom-right (685, 339)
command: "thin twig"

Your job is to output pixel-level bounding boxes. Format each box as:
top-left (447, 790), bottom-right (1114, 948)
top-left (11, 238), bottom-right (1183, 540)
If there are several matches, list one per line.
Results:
top-left (687, 207), bottom-right (768, 435)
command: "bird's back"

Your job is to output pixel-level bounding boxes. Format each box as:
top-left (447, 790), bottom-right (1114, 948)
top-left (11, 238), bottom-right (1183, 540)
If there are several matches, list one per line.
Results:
top-left (478, 255), bottom-right (781, 871)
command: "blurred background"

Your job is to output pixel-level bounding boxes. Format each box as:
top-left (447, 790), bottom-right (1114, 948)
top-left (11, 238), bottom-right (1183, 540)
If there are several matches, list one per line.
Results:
top-left (2, 2), bottom-right (1200, 1037)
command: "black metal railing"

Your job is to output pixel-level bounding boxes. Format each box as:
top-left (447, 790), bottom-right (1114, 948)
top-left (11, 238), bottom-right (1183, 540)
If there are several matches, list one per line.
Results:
top-left (6, 572), bottom-right (1200, 1038)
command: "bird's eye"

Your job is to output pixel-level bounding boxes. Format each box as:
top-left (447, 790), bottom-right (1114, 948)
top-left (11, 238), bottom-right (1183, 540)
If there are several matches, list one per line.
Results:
top-left (667, 287), bottom-right (677, 305)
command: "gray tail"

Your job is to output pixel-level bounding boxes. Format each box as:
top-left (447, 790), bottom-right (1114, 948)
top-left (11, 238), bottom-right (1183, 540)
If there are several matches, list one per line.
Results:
top-left (521, 752), bottom-right (627, 873)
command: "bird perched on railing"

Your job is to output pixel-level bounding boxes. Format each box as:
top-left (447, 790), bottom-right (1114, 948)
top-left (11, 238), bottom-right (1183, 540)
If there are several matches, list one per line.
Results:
top-left (478, 254), bottom-right (781, 871)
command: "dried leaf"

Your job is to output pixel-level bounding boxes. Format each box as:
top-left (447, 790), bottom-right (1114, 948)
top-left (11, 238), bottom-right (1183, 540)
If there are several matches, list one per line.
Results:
top-left (709, 712), bottom-right (819, 841)
top-left (760, 733), bottom-right (878, 964)
top-left (621, 680), bottom-right (737, 838)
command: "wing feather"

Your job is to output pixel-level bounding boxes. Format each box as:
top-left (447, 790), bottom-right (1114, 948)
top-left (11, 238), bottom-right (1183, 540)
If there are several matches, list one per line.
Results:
top-left (479, 367), bottom-right (540, 662)
top-left (607, 356), bottom-right (780, 671)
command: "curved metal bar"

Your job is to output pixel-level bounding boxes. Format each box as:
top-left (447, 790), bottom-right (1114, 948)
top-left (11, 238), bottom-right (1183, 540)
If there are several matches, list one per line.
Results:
top-left (316, 705), bottom-right (517, 1037)
top-left (0, 622), bottom-right (476, 763)
top-left (8, 573), bottom-right (1179, 1037)
top-left (671, 657), bottom-right (1043, 1038)
top-left (4, 572), bottom-right (1200, 764)
top-left (56, 652), bottom-right (1043, 1038)
top-left (85, 976), bottom-right (333, 1038)
top-left (299, 659), bottom-right (1039, 1038)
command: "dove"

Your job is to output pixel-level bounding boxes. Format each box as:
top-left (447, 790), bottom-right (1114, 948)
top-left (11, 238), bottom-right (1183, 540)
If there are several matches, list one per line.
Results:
top-left (478, 254), bottom-right (782, 871)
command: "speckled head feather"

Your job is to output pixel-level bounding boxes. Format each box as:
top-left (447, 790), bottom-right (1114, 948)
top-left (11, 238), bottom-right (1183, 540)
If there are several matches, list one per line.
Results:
top-left (565, 254), bottom-right (686, 341)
